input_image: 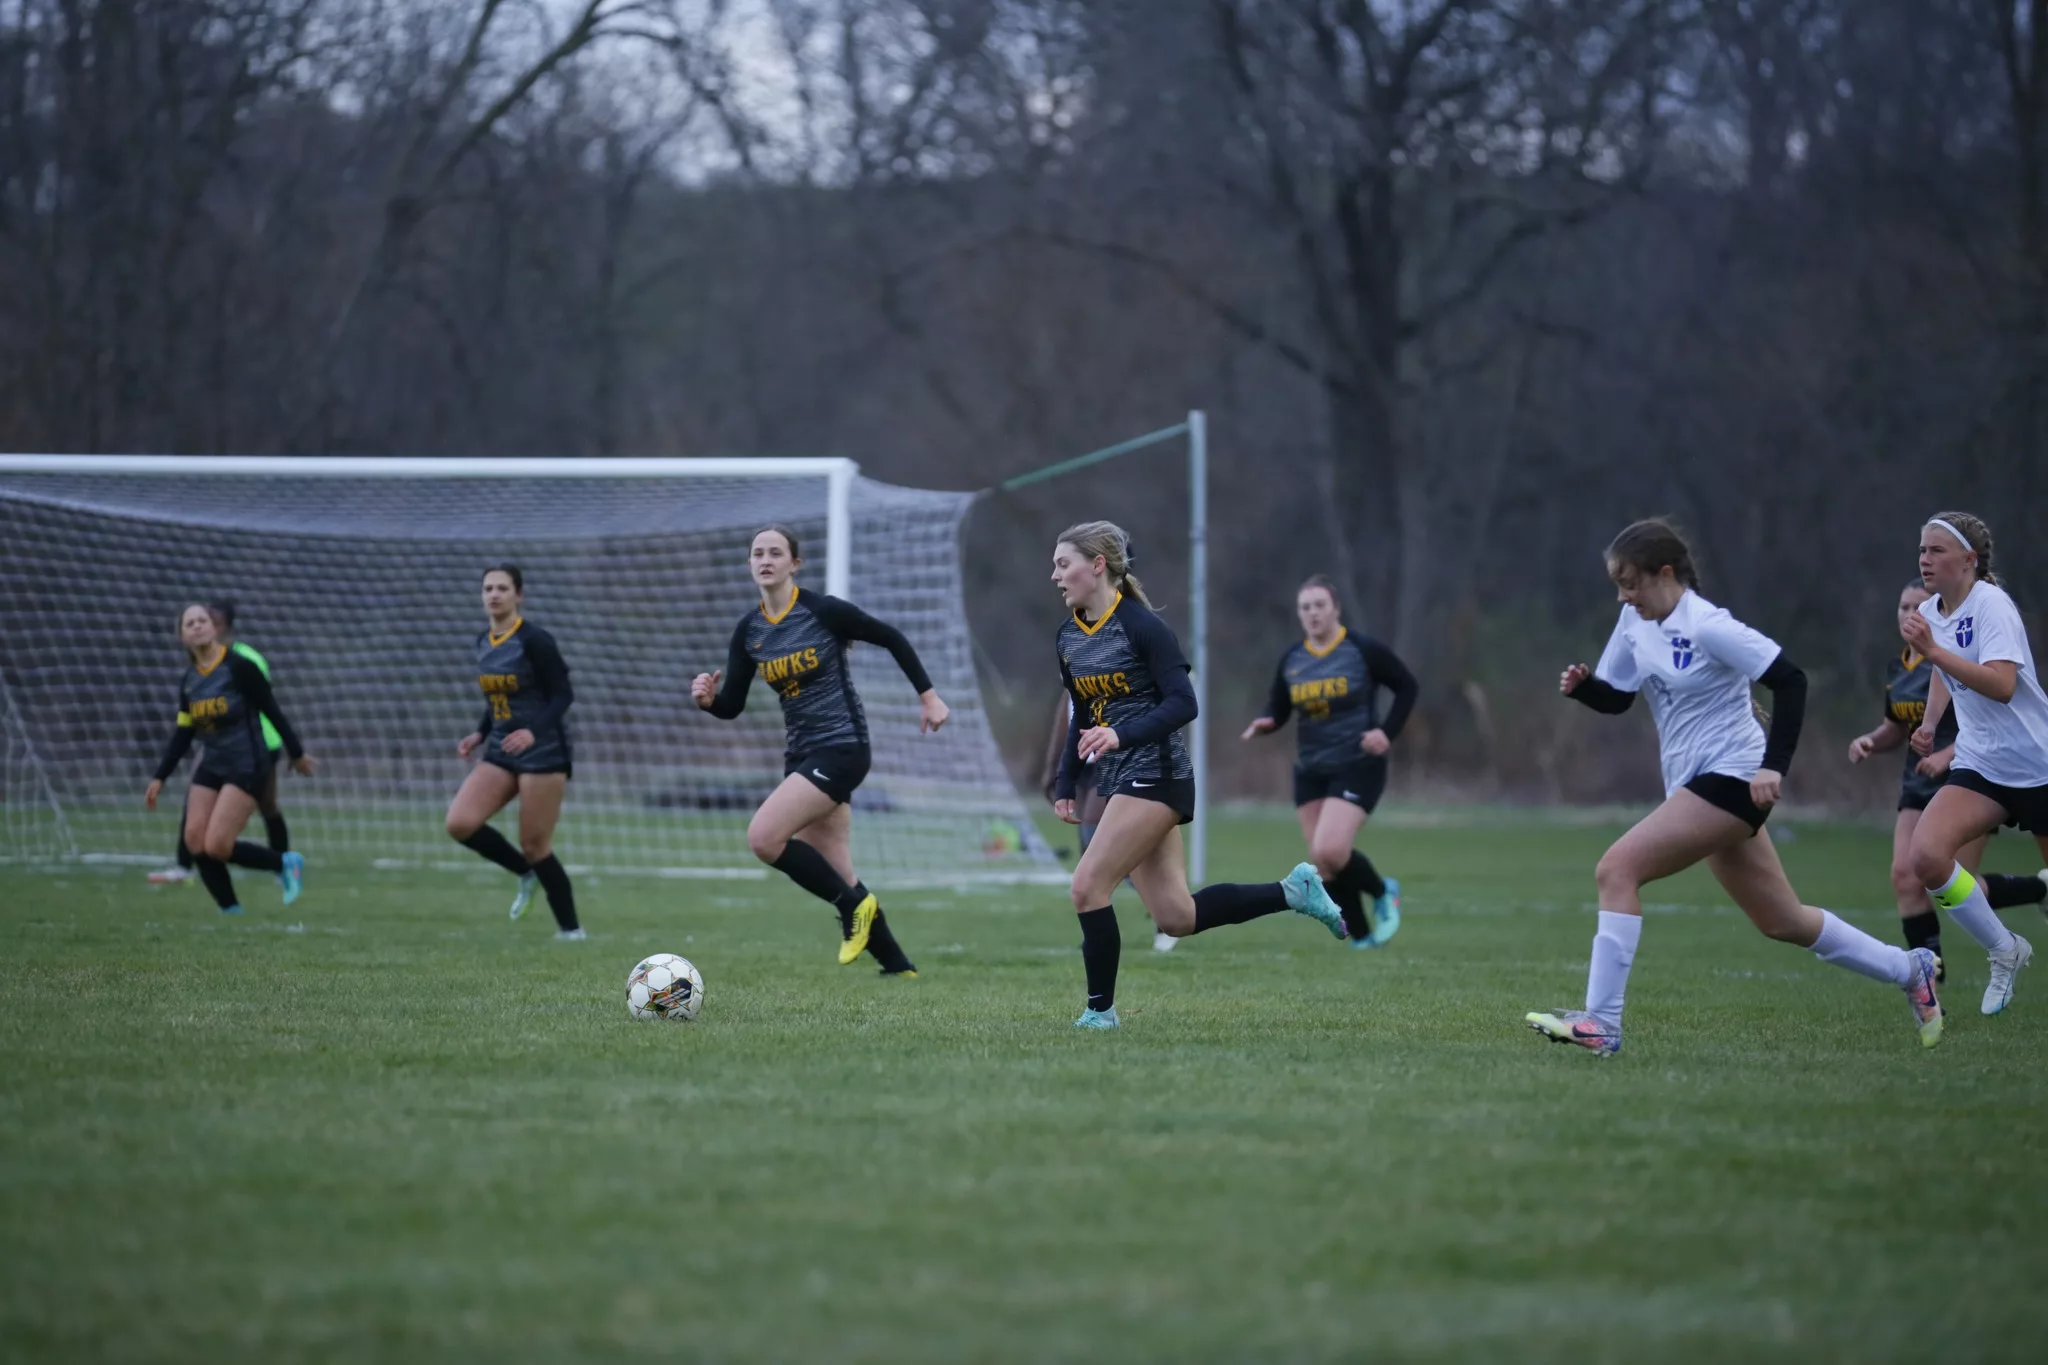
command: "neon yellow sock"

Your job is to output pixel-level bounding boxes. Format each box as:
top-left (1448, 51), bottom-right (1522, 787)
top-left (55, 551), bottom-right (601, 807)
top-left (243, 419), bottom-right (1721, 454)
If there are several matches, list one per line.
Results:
top-left (1931, 865), bottom-right (1977, 911)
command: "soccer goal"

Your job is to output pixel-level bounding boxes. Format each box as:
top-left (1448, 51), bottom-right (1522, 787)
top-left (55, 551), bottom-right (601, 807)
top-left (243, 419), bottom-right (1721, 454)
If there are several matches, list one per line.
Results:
top-left (0, 456), bottom-right (1057, 883)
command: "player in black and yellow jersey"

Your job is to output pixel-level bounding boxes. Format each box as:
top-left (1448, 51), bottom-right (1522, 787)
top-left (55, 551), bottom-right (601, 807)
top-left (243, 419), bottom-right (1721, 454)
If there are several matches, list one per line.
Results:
top-left (691, 525), bottom-right (948, 973)
top-left (145, 602), bottom-right (315, 914)
top-left (1243, 575), bottom-right (1418, 949)
top-left (443, 564), bottom-right (584, 939)
top-left (1049, 521), bottom-right (1350, 1031)
top-left (1848, 581), bottom-right (2045, 971)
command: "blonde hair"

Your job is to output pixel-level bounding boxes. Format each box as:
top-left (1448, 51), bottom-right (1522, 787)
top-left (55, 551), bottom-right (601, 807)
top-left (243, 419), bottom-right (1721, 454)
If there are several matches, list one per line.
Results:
top-left (1927, 511), bottom-right (1998, 585)
top-left (1057, 520), bottom-right (1152, 608)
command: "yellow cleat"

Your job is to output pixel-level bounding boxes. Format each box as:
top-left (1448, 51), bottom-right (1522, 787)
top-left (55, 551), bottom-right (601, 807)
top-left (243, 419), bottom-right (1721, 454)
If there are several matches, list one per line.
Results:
top-left (839, 893), bottom-right (878, 965)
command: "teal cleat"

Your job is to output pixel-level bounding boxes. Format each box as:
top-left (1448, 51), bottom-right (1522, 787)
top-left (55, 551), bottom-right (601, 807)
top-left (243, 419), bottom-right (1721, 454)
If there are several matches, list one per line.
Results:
top-left (279, 851), bottom-right (305, 907)
top-left (509, 872), bottom-right (539, 921)
top-left (1357, 876), bottom-right (1400, 949)
top-left (220, 903), bottom-right (244, 916)
top-left (1074, 1006), bottom-right (1120, 1030)
top-left (1282, 862), bottom-right (1348, 939)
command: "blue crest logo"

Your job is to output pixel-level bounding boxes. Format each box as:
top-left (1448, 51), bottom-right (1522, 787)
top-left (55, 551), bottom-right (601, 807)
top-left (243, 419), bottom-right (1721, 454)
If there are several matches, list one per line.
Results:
top-left (1956, 617), bottom-right (1974, 649)
top-left (1670, 636), bottom-right (1695, 670)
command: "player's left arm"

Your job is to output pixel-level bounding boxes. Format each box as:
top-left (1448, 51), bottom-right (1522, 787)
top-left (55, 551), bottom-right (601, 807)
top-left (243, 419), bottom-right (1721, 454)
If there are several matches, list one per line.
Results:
top-left (521, 626), bottom-right (575, 731)
top-left (1087, 612), bottom-right (1196, 758)
top-left (810, 594), bottom-right (947, 732)
top-left (1361, 638), bottom-right (1419, 744)
top-left (1698, 613), bottom-right (1804, 804)
top-left (227, 649), bottom-right (306, 763)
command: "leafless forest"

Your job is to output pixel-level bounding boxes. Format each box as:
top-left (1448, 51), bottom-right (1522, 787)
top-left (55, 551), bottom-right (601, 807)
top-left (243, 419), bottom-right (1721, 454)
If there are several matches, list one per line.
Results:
top-left (4, 1), bottom-right (2043, 803)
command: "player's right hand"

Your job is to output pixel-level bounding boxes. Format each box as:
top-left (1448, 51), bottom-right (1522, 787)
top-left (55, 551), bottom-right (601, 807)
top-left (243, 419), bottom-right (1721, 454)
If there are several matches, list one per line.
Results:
top-left (690, 671), bottom-right (721, 710)
top-left (456, 733), bottom-right (483, 759)
top-left (1848, 735), bottom-right (1875, 763)
top-left (144, 779), bottom-right (162, 810)
top-left (1910, 724), bottom-right (1936, 757)
top-left (1240, 717), bottom-right (1276, 741)
top-left (1053, 798), bottom-right (1080, 825)
top-left (1560, 663), bottom-right (1591, 695)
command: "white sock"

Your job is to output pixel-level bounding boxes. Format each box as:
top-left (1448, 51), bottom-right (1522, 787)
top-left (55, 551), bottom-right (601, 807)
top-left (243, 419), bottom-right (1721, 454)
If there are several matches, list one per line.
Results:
top-left (1932, 864), bottom-right (2017, 954)
top-left (1810, 910), bottom-right (1914, 986)
top-left (1584, 910), bottom-right (1641, 1027)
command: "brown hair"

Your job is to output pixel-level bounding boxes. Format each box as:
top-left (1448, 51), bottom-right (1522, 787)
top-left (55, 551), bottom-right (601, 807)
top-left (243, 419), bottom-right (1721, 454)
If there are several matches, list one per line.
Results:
top-left (482, 563), bottom-right (524, 593)
top-left (1926, 511), bottom-right (1997, 585)
top-left (1057, 520), bottom-right (1152, 608)
top-left (1297, 575), bottom-right (1341, 611)
top-left (1606, 518), bottom-right (1700, 590)
top-left (753, 524), bottom-right (801, 561)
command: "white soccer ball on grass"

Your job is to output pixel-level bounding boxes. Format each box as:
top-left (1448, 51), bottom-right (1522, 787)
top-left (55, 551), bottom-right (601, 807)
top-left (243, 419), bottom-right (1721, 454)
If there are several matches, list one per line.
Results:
top-left (627, 953), bottom-right (704, 1021)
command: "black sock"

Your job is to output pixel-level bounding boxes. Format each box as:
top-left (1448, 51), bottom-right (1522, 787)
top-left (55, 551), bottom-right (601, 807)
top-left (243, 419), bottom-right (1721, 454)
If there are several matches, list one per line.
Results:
top-left (1192, 882), bottom-right (1288, 933)
top-left (532, 854), bottom-right (579, 931)
top-left (264, 811), bottom-right (290, 854)
top-left (833, 881), bottom-right (871, 937)
top-left (773, 839), bottom-right (853, 906)
top-left (1984, 873), bottom-right (2048, 909)
top-left (1901, 909), bottom-right (1943, 953)
top-left (1345, 851), bottom-right (1386, 899)
top-left (867, 909), bottom-right (917, 973)
top-left (229, 840), bottom-right (283, 873)
top-left (194, 855), bottom-right (237, 910)
top-left (1078, 906), bottom-right (1120, 1011)
top-left (1326, 874), bottom-right (1370, 940)
top-left (459, 827), bottom-right (530, 876)
top-left (175, 829), bottom-right (195, 871)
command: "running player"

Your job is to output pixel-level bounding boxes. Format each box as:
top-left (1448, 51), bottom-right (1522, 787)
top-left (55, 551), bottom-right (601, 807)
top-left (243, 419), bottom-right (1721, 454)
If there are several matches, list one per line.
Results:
top-left (1527, 519), bottom-right (1943, 1055)
top-left (1242, 575), bottom-right (1418, 948)
top-left (1049, 521), bottom-right (1351, 1031)
top-left (1902, 512), bottom-right (2048, 1015)
top-left (690, 525), bottom-right (944, 973)
top-left (147, 601), bottom-right (291, 886)
top-left (1044, 693), bottom-right (1173, 952)
top-left (145, 603), bottom-right (314, 914)
top-left (443, 565), bottom-right (583, 940)
top-left (1848, 580), bottom-right (2046, 972)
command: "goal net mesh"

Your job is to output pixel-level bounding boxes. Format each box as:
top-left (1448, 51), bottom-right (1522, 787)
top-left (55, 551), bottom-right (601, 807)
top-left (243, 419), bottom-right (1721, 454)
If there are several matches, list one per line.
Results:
top-left (0, 467), bottom-right (1056, 883)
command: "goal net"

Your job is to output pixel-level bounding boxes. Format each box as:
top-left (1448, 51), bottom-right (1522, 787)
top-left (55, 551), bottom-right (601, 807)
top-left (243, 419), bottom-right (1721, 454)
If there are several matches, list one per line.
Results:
top-left (0, 458), bottom-right (1057, 884)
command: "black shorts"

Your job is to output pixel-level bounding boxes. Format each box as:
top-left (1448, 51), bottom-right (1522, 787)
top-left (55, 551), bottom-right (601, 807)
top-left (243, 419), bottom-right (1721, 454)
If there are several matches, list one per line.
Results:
top-left (1105, 775), bottom-right (1196, 825)
top-left (1684, 773), bottom-right (1770, 833)
top-left (1293, 756), bottom-right (1388, 812)
top-left (1945, 769), bottom-right (2048, 835)
top-left (790, 744), bottom-right (871, 805)
top-left (190, 763), bottom-right (266, 798)
top-left (483, 728), bottom-right (572, 779)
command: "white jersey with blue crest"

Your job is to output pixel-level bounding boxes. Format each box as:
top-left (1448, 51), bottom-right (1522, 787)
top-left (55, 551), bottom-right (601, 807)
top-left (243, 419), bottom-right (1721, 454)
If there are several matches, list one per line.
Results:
top-left (1917, 580), bottom-right (2048, 787)
top-left (1594, 589), bottom-right (1781, 795)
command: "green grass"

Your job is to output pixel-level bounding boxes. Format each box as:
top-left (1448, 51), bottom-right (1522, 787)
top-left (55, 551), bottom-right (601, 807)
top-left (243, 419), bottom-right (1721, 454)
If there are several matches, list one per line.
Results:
top-left (4, 811), bottom-right (2046, 1363)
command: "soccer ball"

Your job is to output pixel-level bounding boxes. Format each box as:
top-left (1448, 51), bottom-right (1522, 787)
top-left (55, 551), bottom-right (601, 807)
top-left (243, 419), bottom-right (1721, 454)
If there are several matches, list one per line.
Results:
top-left (626, 953), bottom-right (703, 1022)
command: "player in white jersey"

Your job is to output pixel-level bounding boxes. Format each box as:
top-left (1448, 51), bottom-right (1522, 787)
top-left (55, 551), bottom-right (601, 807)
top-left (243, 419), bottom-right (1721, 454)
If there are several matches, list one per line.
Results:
top-left (1526, 519), bottom-right (1944, 1055)
top-left (1901, 512), bottom-right (2048, 1015)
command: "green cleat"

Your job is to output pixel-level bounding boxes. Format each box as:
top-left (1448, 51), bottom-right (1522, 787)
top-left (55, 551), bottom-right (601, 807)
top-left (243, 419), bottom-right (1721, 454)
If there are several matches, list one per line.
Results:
top-left (1903, 947), bottom-right (1943, 1048)
top-left (509, 872), bottom-right (538, 921)
top-left (1282, 863), bottom-right (1348, 939)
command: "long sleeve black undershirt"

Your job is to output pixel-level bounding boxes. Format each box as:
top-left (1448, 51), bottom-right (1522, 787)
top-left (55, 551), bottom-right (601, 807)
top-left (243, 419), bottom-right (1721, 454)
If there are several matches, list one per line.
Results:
top-left (522, 628), bottom-right (574, 733)
top-left (1054, 610), bottom-right (1197, 800)
top-left (1757, 653), bottom-right (1806, 775)
top-left (1259, 637), bottom-right (1419, 740)
top-left (706, 594), bottom-right (933, 719)
top-left (1567, 675), bottom-right (1637, 715)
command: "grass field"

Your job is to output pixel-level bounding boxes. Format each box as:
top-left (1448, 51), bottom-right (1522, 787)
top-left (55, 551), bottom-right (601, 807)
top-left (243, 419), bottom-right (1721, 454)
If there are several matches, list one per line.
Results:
top-left (4, 810), bottom-right (2046, 1363)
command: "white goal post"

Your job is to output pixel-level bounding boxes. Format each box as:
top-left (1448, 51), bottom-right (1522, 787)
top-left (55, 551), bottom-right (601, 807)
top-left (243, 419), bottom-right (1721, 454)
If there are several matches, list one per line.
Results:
top-left (0, 454), bottom-right (1058, 884)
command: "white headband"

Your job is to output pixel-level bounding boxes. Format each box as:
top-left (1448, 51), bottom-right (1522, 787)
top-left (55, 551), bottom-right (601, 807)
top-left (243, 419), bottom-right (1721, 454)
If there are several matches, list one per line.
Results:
top-left (1925, 518), bottom-right (1973, 555)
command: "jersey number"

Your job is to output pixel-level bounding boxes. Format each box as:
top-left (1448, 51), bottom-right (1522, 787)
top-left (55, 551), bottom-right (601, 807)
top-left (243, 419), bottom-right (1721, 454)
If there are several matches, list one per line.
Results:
top-left (1089, 698), bottom-right (1108, 727)
top-left (489, 694), bottom-right (513, 722)
top-left (1302, 699), bottom-right (1332, 722)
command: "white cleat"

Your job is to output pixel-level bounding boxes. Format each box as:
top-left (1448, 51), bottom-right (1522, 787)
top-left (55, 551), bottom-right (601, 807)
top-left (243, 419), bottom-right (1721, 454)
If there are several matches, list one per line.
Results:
top-left (555, 928), bottom-right (588, 942)
top-left (509, 872), bottom-right (539, 920)
top-left (146, 866), bottom-right (193, 885)
top-left (1152, 931), bottom-right (1178, 954)
top-left (1982, 933), bottom-right (2032, 1016)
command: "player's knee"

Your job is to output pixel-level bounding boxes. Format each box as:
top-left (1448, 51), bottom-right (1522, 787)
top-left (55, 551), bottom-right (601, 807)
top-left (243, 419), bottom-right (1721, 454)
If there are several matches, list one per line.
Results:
top-left (1069, 876), bottom-right (1112, 913)
top-left (202, 830), bottom-right (237, 861)
top-left (747, 827), bottom-right (785, 865)
top-left (520, 836), bottom-right (552, 864)
top-left (1310, 842), bottom-right (1349, 881)
top-left (1907, 839), bottom-right (1955, 890)
top-left (1890, 860), bottom-right (1924, 901)
top-left (445, 810), bottom-right (477, 841)
top-left (1593, 851), bottom-right (1639, 901)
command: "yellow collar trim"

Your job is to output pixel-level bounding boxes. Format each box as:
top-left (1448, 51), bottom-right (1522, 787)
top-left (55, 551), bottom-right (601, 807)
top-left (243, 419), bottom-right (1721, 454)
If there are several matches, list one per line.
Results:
top-left (1073, 591), bottom-right (1123, 637)
top-left (488, 616), bottom-right (524, 648)
top-left (192, 643), bottom-right (227, 676)
top-left (1901, 647), bottom-right (1924, 672)
top-left (761, 585), bottom-right (800, 626)
top-left (1304, 627), bottom-right (1348, 658)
